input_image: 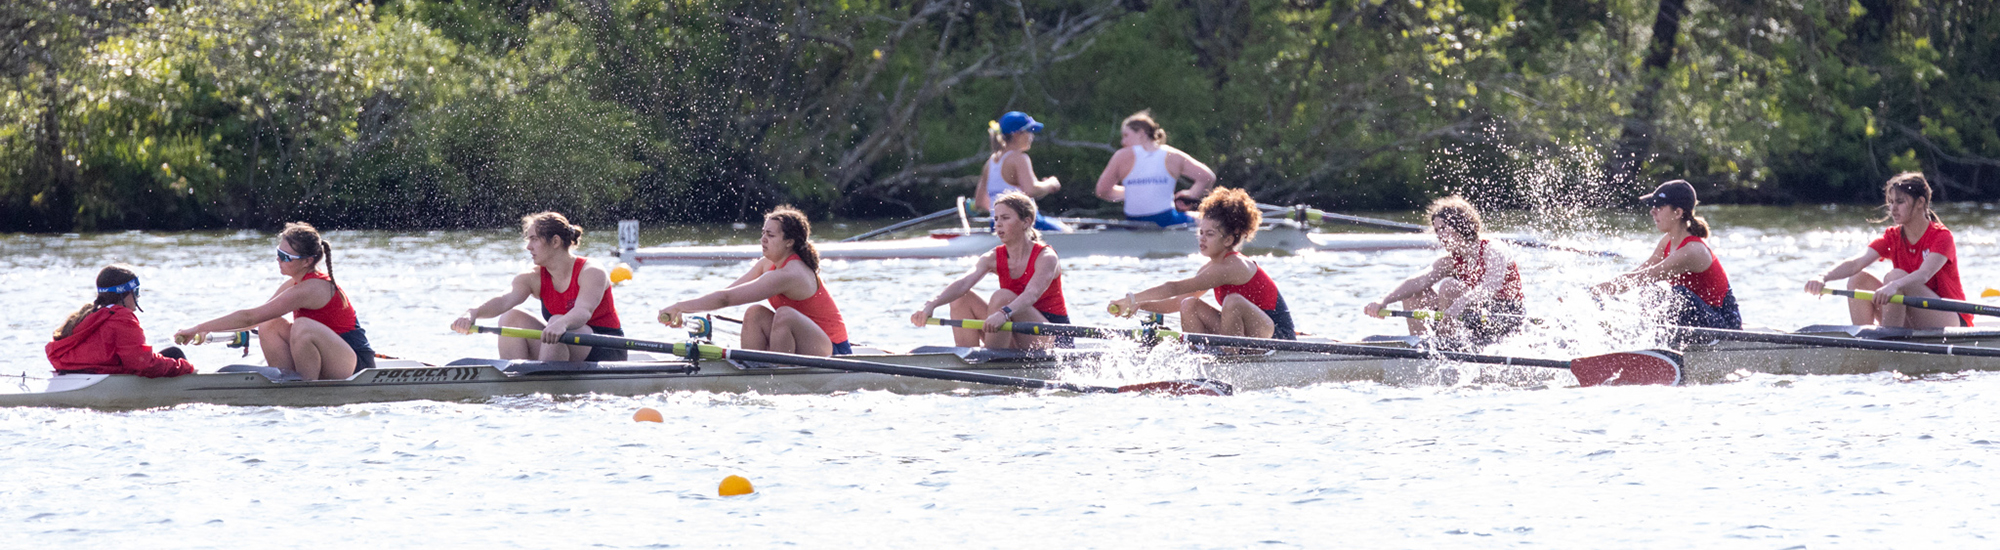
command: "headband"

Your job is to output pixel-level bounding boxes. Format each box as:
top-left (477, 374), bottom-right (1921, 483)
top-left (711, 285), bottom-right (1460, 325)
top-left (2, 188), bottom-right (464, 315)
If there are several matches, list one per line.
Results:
top-left (98, 278), bottom-right (140, 294)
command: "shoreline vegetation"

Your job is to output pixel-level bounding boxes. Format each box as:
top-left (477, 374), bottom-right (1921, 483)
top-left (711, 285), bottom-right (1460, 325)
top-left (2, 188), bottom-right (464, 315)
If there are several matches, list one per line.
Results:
top-left (3, 0), bottom-right (1997, 232)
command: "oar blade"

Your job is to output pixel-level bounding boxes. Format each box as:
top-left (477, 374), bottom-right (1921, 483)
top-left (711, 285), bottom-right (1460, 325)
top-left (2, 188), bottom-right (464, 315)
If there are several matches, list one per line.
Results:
top-left (1116, 378), bottom-right (1234, 396)
top-left (1569, 350), bottom-right (1684, 387)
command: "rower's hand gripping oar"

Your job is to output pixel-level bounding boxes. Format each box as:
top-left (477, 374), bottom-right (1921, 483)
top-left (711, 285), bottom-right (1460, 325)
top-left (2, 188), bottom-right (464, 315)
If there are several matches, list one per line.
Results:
top-left (1820, 288), bottom-right (2000, 319)
top-left (472, 326), bottom-right (1232, 396)
top-left (928, 319), bottom-right (1682, 387)
top-left (1265, 204), bottom-right (1619, 258)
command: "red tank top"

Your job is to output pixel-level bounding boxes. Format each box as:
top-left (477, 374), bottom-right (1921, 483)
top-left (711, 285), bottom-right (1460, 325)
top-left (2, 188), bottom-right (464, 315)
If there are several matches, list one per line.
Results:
top-left (1867, 222), bottom-right (1972, 326)
top-left (540, 257), bottom-right (621, 329)
top-left (1660, 235), bottom-right (1731, 307)
top-left (768, 255), bottom-right (849, 344)
top-left (995, 243), bottom-right (1067, 316)
top-left (293, 271), bottom-right (359, 334)
top-left (1212, 253), bottom-right (1283, 311)
top-left (1450, 240), bottom-right (1524, 302)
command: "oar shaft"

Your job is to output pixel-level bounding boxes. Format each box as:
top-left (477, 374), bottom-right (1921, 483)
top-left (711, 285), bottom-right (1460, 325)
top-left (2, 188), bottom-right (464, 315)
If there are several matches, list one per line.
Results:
top-left (928, 319), bottom-right (1574, 369)
top-left (1676, 325), bottom-right (2000, 358)
top-left (841, 207), bottom-right (960, 242)
top-left (1272, 204), bottom-right (1617, 257)
top-left (478, 326), bottom-right (1123, 393)
top-left (1823, 289), bottom-right (2000, 318)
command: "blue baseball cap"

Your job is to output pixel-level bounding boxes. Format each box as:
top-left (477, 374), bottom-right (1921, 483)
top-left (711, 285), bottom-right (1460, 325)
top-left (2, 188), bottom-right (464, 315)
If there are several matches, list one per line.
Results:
top-left (998, 111), bottom-right (1043, 135)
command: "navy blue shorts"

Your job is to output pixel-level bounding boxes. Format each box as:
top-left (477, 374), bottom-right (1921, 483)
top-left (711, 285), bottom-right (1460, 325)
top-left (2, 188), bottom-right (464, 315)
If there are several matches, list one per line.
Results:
top-left (1670, 286), bottom-right (1742, 330)
top-left (831, 341), bottom-right (854, 355)
top-left (1265, 294), bottom-right (1298, 341)
top-left (1128, 208), bottom-right (1194, 227)
top-left (339, 328), bottom-right (376, 371)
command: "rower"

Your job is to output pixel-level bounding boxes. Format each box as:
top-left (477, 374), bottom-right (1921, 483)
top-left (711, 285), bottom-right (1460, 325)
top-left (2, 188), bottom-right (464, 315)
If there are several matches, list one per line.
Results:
top-left (1803, 172), bottom-right (1972, 328)
top-left (909, 191), bottom-right (1070, 350)
top-left (659, 206), bottom-right (853, 356)
top-left (451, 212), bottom-right (624, 361)
top-left (1108, 188), bottom-right (1297, 340)
top-left (1093, 110), bottom-right (1218, 227)
top-left (1590, 180), bottom-right (1742, 329)
top-left (975, 111), bottom-right (1070, 232)
top-left (47, 265), bottom-right (195, 378)
top-left (1362, 196), bottom-right (1526, 349)
top-left (176, 222), bottom-right (376, 380)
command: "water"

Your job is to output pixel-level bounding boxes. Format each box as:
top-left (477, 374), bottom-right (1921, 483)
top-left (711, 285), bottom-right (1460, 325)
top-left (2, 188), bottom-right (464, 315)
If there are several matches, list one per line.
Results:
top-left (3, 204), bottom-right (1999, 547)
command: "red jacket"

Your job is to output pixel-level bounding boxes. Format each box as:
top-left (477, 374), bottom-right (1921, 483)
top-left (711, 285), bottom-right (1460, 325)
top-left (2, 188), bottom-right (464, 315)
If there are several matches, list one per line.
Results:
top-left (45, 305), bottom-right (195, 378)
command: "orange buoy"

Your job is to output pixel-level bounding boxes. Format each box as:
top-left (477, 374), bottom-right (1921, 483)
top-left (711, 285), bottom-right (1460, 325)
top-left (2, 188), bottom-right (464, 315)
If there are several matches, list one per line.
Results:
top-left (632, 407), bottom-right (664, 423)
top-left (719, 475), bottom-right (754, 496)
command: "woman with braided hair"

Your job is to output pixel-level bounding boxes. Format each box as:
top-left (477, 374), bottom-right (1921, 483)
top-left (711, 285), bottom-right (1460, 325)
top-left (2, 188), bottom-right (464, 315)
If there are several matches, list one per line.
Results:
top-left (176, 222), bottom-right (375, 380)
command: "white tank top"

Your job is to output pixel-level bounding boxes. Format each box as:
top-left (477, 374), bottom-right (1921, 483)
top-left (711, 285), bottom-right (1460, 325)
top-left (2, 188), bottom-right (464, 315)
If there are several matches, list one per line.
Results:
top-left (1120, 145), bottom-right (1176, 216)
top-left (985, 152), bottom-right (1024, 202)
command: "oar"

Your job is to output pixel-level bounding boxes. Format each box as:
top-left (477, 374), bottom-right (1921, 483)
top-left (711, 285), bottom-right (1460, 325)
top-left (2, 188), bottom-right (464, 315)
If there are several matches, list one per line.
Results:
top-left (1383, 309), bottom-right (2000, 359)
top-left (473, 326), bottom-right (1232, 396)
top-left (926, 319), bottom-right (1681, 386)
top-left (1820, 289), bottom-right (2000, 318)
top-left (1262, 204), bottom-right (1619, 257)
top-left (841, 199), bottom-right (970, 242)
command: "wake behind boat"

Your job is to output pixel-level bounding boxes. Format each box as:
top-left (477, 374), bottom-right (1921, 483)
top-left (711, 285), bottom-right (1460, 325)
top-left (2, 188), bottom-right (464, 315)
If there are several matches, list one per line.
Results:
top-left (7, 324), bottom-right (2000, 409)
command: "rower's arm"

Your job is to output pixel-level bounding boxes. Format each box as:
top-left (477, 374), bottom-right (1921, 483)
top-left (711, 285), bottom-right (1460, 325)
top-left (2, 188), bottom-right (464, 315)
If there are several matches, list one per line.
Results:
top-left (181, 279), bottom-right (333, 336)
top-left (1002, 251), bottom-right (1062, 314)
top-left (1879, 251), bottom-right (1949, 295)
top-left (547, 264), bottom-right (612, 332)
top-left (1170, 149), bottom-right (1217, 198)
top-left (1005, 154), bottom-right (1058, 198)
top-left (1811, 249), bottom-right (1882, 287)
top-left (1129, 260), bottom-right (1247, 310)
top-left (1594, 236), bottom-right (1671, 295)
top-left (919, 253), bottom-right (997, 314)
top-left (1095, 148), bottom-right (1134, 202)
top-left (468, 273), bottom-right (536, 320)
top-left (1375, 257), bottom-right (1449, 307)
top-left (676, 262), bottom-right (803, 313)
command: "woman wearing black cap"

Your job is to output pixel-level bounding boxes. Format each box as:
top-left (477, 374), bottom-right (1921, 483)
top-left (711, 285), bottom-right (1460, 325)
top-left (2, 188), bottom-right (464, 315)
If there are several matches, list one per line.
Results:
top-left (1590, 180), bottom-right (1742, 329)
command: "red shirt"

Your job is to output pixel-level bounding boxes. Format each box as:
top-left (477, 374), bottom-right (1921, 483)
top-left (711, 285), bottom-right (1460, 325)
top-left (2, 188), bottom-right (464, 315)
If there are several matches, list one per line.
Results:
top-left (994, 243), bottom-right (1067, 316)
top-left (768, 255), bottom-right (849, 344)
top-left (293, 271), bottom-right (360, 334)
top-left (1212, 253), bottom-right (1283, 311)
top-left (1868, 221), bottom-right (1971, 326)
top-left (45, 305), bottom-right (195, 378)
top-left (1660, 236), bottom-right (1731, 308)
top-left (1450, 240), bottom-right (1524, 302)
top-left (540, 257), bottom-right (621, 329)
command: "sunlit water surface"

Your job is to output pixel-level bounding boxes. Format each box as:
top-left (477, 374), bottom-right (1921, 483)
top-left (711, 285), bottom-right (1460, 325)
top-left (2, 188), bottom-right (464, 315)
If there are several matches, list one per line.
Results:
top-left (3, 204), bottom-right (1999, 547)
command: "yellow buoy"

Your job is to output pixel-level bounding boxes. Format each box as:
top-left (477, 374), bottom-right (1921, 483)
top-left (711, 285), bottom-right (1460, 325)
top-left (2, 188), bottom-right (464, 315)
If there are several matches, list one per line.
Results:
top-left (1984, 287), bottom-right (1999, 298)
top-left (718, 475), bottom-right (754, 496)
top-left (632, 407), bottom-right (663, 423)
top-left (610, 263), bottom-right (634, 285)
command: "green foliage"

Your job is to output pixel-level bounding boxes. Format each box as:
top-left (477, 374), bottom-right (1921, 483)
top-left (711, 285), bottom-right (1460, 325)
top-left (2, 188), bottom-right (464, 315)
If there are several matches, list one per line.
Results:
top-left (2, 0), bottom-right (1998, 231)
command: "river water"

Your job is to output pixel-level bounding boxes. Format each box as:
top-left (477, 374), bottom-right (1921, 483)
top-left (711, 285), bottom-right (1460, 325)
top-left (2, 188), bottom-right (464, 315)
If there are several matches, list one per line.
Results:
top-left (3, 204), bottom-right (1998, 547)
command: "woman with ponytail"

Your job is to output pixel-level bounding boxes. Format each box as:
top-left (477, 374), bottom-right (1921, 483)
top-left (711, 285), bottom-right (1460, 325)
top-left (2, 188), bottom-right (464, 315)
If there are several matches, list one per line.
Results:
top-left (1591, 180), bottom-right (1742, 329)
top-left (1094, 110), bottom-right (1218, 227)
top-left (175, 222), bottom-right (375, 380)
top-left (450, 212), bottom-right (624, 361)
top-left (910, 191), bottom-right (1070, 350)
top-left (1803, 172), bottom-right (1969, 328)
top-left (658, 206), bottom-right (853, 356)
top-left (46, 265), bottom-right (195, 378)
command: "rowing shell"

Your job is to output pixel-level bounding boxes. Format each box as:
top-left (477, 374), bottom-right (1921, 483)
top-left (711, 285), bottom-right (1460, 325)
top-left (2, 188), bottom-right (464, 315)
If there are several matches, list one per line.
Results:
top-left (4, 325), bottom-right (1997, 409)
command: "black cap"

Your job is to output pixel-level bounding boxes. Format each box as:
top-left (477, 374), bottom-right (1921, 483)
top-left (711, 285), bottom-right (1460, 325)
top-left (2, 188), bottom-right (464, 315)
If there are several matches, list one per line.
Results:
top-left (1639, 180), bottom-right (1697, 211)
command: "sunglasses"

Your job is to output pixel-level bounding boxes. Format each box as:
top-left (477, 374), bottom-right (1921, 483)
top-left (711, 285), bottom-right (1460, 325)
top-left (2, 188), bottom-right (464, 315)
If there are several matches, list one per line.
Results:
top-left (276, 248), bottom-right (312, 263)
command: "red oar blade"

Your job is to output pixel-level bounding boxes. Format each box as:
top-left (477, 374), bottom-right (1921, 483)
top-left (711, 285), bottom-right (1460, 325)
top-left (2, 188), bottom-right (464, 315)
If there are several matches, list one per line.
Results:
top-left (1117, 378), bottom-right (1235, 396)
top-left (1569, 350), bottom-right (1684, 387)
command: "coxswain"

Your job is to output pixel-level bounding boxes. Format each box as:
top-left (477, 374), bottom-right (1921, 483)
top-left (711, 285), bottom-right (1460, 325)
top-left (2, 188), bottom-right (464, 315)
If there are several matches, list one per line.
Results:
top-left (975, 111), bottom-right (1071, 232)
top-left (1093, 110), bottom-right (1218, 227)
top-left (450, 212), bottom-right (624, 361)
top-left (1803, 172), bottom-right (1971, 328)
top-left (910, 191), bottom-right (1070, 349)
top-left (176, 222), bottom-right (375, 380)
top-left (1108, 188), bottom-right (1297, 339)
top-left (47, 265), bottom-right (195, 378)
top-left (1590, 180), bottom-right (1742, 329)
top-left (658, 206), bottom-right (853, 356)
top-left (1363, 195), bottom-right (1527, 349)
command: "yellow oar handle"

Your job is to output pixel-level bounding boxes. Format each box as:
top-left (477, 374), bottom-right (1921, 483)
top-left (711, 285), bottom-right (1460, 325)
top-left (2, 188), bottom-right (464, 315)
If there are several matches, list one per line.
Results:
top-left (479, 326), bottom-right (727, 360)
top-left (1821, 288), bottom-right (1902, 304)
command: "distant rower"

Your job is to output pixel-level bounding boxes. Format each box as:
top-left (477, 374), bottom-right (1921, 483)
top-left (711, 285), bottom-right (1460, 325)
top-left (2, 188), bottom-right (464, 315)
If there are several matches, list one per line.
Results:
top-left (659, 206), bottom-right (853, 356)
top-left (176, 222), bottom-right (375, 379)
top-left (976, 111), bottom-right (1070, 232)
top-left (1109, 188), bottom-right (1296, 340)
top-left (1591, 180), bottom-right (1742, 330)
top-left (1803, 172), bottom-right (1971, 328)
top-left (911, 191), bottom-right (1070, 350)
top-left (1363, 196), bottom-right (1526, 349)
top-left (451, 212), bottom-right (624, 361)
top-left (1094, 110), bottom-right (1217, 227)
